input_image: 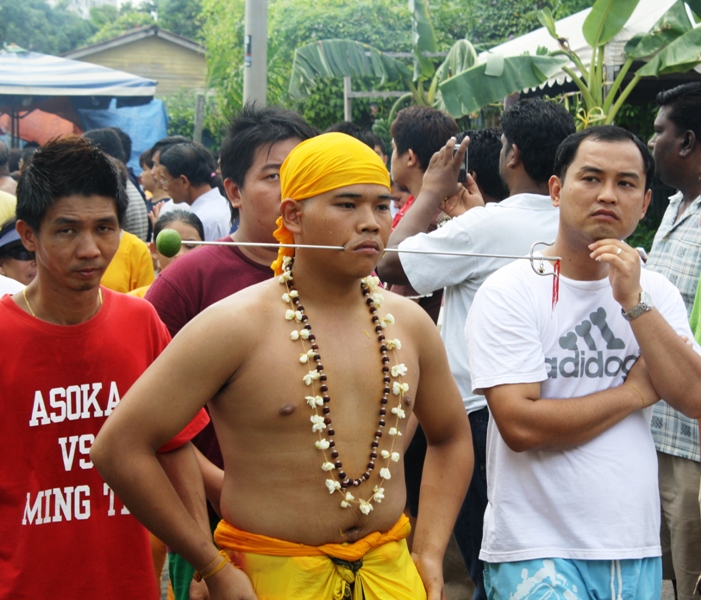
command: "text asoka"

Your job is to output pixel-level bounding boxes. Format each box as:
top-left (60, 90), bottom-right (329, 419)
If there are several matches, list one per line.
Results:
top-left (29, 381), bottom-right (121, 427)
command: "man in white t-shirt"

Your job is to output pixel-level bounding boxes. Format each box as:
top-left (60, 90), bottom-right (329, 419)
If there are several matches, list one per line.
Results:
top-left (377, 99), bottom-right (575, 600)
top-left (467, 125), bottom-right (701, 599)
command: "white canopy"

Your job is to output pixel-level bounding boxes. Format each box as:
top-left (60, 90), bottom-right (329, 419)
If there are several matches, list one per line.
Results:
top-left (479, 0), bottom-right (698, 90)
top-left (0, 51), bottom-right (156, 97)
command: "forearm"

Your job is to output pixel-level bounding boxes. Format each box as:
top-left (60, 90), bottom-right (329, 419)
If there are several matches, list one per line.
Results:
top-left (92, 441), bottom-right (220, 571)
top-left (412, 434), bottom-right (472, 562)
top-left (491, 384), bottom-right (642, 452)
top-left (631, 310), bottom-right (701, 417)
top-left (193, 445), bottom-right (225, 517)
top-left (378, 193), bottom-right (441, 284)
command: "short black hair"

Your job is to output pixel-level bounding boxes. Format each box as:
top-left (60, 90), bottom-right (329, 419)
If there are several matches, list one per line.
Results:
top-left (325, 121), bottom-right (375, 149)
top-left (139, 148), bottom-right (154, 170)
top-left (500, 99), bottom-right (575, 184)
top-left (554, 125), bottom-right (654, 192)
top-left (153, 208), bottom-right (204, 242)
top-left (368, 133), bottom-right (386, 156)
top-left (159, 142), bottom-right (216, 187)
top-left (390, 105), bottom-right (458, 172)
top-left (16, 136), bottom-right (127, 231)
top-left (656, 82), bottom-right (701, 139)
top-left (219, 103), bottom-right (318, 187)
top-left (151, 136), bottom-right (191, 160)
top-left (0, 140), bottom-right (8, 168)
top-left (109, 127), bottom-right (132, 163)
top-left (463, 128), bottom-right (508, 201)
top-left (83, 128), bottom-right (126, 163)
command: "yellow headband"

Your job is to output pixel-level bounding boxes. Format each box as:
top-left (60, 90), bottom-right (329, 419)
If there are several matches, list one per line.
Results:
top-left (271, 132), bottom-right (391, 275)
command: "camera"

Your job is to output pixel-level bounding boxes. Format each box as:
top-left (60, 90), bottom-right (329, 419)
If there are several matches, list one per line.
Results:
top-left (453, 132), bottom-right (469, 184)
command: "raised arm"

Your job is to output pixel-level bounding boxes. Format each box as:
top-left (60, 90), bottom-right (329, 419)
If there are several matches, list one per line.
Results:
top-left (91, 301), bottom-right (256, 599)
top-left (378, 136), bottom-right (479, 285)
top-left (409, 311), bottom-right (473, 599)
top-left (591, 239), bottom-right (701, 418)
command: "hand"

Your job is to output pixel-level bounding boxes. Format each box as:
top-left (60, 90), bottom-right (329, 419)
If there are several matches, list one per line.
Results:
top-left (624, 356), bottom-right (660, 409)
top-left (149, 201), bottom-right (166, 230)
top-left (205, 562), bottom-right (258, 600)
top-left (412, 551), bottom-right (446, 600)
top-left (420, 136), bottom-right (471, 207)
top-left (588, 239), bottom-right (642, 311)
top-left (438, 175), bottom-right (484, 218)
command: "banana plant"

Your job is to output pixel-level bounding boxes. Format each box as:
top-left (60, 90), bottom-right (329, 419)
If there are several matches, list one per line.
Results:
top-left (288, 0), bottom-right (478, 122)
top-left (439, 0), bottom-right (701, 128)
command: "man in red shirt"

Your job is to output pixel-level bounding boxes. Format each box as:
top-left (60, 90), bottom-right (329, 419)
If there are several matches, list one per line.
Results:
top-left (0, 137), bottom-right (208, 599)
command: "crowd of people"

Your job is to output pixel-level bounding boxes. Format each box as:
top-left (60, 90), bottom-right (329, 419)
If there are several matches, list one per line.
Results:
top-left (1, 82), bottom-right (701, 600)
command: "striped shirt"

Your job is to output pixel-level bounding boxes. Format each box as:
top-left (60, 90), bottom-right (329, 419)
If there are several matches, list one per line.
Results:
top-left (646, 191), bottom-right (701, 462)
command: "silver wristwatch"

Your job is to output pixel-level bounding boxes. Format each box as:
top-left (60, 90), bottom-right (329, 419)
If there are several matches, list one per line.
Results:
top-left (621, 290), bottom-right (653, 321)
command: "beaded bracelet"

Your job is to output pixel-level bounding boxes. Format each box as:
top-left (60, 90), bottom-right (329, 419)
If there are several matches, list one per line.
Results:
top-left (193, 550), bottom-right (230, 582)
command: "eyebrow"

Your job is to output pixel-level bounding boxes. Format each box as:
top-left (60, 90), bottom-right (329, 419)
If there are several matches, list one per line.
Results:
top-left (333, 192), bottom-right (393, 200)
top-left (578, 165), bottom-right (641, 180)
top-left (53, 215), bottom-right (118, 225)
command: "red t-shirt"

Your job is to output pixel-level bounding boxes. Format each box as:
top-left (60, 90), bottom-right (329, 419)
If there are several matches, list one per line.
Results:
top-left (0, 289), bottom-right (207, 599)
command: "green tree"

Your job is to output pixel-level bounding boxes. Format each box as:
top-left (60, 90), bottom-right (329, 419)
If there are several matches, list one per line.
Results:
top-left (0, 0), bottom-right (95, 54)
top-left (87, 3), bottom-right (155, 44)
top-left (157, 0), bottom-right (204, 41)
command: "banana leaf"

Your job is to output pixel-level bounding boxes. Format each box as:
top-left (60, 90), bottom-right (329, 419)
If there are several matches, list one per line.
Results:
top-left (439, 54), bottom-right (569, 117)
top-left (583, 0), bottom-right (641, 47)
top-left (409, 0), bottom-right (438, 81)
top-left (686, 0), bottom-right (701, 19)
top-left (288, 40), bottom-right (411, 99)
top-left (637, 26), bottom-right (701, 76)
top-left (433, 39), bottom-right (479, 83)
top-left (538, 8), bottom-right (559, 40)
top-left (624, 0), bottom-right (693, 59)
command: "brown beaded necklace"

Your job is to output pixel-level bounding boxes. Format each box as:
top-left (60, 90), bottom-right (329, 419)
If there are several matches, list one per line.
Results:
top-left (280, 258), bottom-right (406, 513)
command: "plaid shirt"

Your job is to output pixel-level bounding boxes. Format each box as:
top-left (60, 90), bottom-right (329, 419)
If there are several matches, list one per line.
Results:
top-left (646, 191), bottom-right (701, 462)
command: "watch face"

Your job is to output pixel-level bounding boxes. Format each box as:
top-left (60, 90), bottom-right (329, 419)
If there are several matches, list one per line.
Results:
top-left (641, 290), bottom-right (653, 308)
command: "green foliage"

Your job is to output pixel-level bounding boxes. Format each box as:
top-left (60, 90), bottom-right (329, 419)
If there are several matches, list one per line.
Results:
top-left (87, 11), bottom-right (155, 44)
top-left (157, 0), bottom-right (204, 41)
top-left (0, 0), bottom-right (96, 54)
top-left (162, 89), bottom-right (226, 148)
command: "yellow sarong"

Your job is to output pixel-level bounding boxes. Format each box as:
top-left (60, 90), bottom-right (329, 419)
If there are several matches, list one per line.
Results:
top-left (213, 514), bottom-right (427, 600)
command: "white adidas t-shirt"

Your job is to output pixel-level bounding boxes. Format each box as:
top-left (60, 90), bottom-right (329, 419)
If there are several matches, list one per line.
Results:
top-left (467, 258), bottom-right (698, 562)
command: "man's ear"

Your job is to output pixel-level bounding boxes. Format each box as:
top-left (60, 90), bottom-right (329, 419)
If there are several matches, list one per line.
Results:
top-left (549, 175), bottom-right (563, 208)
top-left (507, 143), bottom-right (522, 169)
top-left (223, 178), bottom-right (242, 209)
top-left (680, 130), bottom-right (696, 157)
top-left (280, 199), bottom-right (304, 234)
top-left (406, 149), bottom-right (419, 169)
top-left (16, 220), bottom-right (37, 252)
top-left (640, 188), bottom-right (652, 219)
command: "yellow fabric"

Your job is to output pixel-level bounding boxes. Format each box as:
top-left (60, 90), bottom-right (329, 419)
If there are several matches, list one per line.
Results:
top-left (213, 514), bottom-right (426, 600)
top-left (101, 231), bottom-right (155, 293)
top-left (127, 284), bottom-right (151, 298)
top-left (271, 132), bottom-right (391, 275)
top-left (0, 190), bottom-right (16, 225)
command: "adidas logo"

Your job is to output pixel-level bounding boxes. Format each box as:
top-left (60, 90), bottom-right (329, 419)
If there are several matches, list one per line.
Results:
top-left (546, 307), bottom-right (638, 379)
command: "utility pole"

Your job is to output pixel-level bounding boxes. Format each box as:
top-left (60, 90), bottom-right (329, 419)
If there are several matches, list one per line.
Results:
top-left (243, 0), bottom-right (268, 106)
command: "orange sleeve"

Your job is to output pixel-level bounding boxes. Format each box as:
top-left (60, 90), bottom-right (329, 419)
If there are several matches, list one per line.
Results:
top-left (156, 408), bottom-right (210, 453)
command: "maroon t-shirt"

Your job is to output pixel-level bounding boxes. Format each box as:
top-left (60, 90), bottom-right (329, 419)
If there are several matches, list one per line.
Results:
top-left (145, 238), bottom-right (273, 468)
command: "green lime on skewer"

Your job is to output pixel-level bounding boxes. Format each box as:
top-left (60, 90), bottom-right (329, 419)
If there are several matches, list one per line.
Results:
top-left (156, 228), bottom-right (183, 258)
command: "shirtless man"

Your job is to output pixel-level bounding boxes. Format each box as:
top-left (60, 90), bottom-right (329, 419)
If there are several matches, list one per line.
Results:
top-left (93, 132), bottom-right (473, 599)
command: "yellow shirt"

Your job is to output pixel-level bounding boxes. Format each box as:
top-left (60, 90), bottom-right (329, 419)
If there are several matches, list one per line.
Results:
top-left (102, 231), bottom-right (155, 293)
top-left (0, 191), bottom-right (17, 225)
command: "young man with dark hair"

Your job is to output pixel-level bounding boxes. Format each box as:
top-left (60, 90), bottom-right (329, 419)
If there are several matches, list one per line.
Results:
top-left (0, 136), bottom-right (208, 599)
top-left (645, 82), bottom-right (701, 600)
top-left (93, 132), bottom-right (473, 600)
top-left (468, 124), bottom-right (701, 599)
top-left (144, 103), bottom-right (318, 598)
top-left (378, 98), bottom-right (575, 600)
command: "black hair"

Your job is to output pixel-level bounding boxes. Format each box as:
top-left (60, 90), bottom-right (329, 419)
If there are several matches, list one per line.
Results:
top-left (109, 127), bottom-right (132, 163)
top-left (656, 82), bottom-right (701, 139)
top-left (153, 208), bottom-right (205, 242)
top-left (554, 125), bottom-right (655, 192)
top-left (159, 142), bottom-right (216, 187)
top-left (325, 121), bottom-right (375, 149)
top-left (16, 136), bottom-right (127, 231)
top-left (500, 99), bottom-right (575, 184)
top-left (0, 140), bottom-right (8, 168)
top-left (21, 146), bottom-right (37, 168)
top-left (139, 148), bottom-right (154, 169)
top-left (390, 105), bottom-right (458, 171)
top-left (463, 128), bottom-right (508, 201)
top-left (151, 136), bottom-right (191, 160)
top-left (83, 128), bottom-right (126, 163)
top-left (368, 133), bottom-right (387, 156)
top-left (219, 103), bottom-right (318, 187)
